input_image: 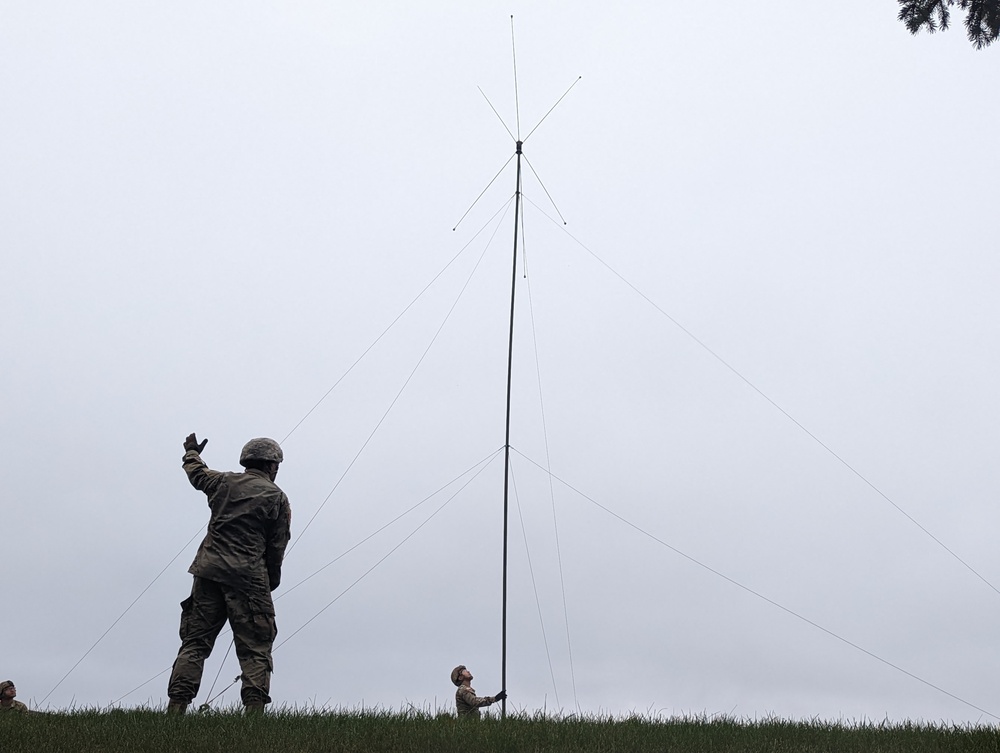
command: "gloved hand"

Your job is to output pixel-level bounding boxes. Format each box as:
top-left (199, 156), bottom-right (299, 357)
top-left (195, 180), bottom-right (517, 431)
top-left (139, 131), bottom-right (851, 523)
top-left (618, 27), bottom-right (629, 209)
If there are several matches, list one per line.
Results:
top-left (494, 689), bottom-right (507, 702)
top-left (184, 433), bottom-right (208, 454)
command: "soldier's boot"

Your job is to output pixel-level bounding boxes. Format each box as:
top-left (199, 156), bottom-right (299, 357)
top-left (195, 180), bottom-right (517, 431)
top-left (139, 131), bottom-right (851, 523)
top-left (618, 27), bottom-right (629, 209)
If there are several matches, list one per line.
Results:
top-left (244, 701), bottom-right (265, 714)
top-left (166, 700), bottom-right (188, 715)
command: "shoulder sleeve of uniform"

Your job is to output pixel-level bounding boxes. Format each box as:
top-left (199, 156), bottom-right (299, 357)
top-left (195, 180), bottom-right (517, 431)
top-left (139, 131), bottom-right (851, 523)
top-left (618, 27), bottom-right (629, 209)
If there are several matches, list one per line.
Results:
top-left (182, 450), bottom-right (224, 495)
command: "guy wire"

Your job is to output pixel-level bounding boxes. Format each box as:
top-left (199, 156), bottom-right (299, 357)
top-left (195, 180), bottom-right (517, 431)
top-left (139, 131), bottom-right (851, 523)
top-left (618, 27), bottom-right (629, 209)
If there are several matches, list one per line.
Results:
top-left (286, 197), bottom-right (517, 444)
top-left (509, 462), bottom-right (561, 709)
top-left (512, 447), bottom-right (1000, 722)
top-left (524, 265), bottom-right (580, 711)
top-left (82, 40), bottom-right (573, 710)
top-left (278, 449), bottom-right (503, 600)
top-left (204, 638), bottom-right (236, 708)
top-left (289, 198), bottom-right (515, 553)
top-left (202, 675), bottom-right (240, 711)
top-left (102, 195), bottom-right (518, 706)
top-left (80, 197), bottom-right (523, 707)
top-left (40, 529), bottom-right (203, 705)
top-left (108, 450), bottom-right (503, 707)
top-left (274, 451), bottom-right (502, 651)
top-left (108, 668), bottom-right (170, 708)
top-left (525, 194), bottom-right (1000, 599)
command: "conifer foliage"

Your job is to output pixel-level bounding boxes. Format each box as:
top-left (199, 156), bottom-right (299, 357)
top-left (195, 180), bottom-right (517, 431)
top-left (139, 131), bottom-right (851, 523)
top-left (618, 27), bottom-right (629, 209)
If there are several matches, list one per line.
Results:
top-left (898, 0), bottom-right (1000, 47)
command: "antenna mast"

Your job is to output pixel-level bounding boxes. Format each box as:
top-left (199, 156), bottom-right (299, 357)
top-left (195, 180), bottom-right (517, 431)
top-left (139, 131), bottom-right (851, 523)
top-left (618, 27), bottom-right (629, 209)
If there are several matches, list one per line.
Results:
top-left (500, 134), bottom-right (522, 719)
top-left (447, 17), bottom-right (576, 717)
top-left (499, 13), bottom-right (524, 719)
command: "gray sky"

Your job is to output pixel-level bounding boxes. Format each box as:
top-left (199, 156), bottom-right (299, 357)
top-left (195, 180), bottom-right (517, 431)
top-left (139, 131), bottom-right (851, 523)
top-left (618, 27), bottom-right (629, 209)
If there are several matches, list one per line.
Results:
top-left (3, 1), bottom-right (999, 723)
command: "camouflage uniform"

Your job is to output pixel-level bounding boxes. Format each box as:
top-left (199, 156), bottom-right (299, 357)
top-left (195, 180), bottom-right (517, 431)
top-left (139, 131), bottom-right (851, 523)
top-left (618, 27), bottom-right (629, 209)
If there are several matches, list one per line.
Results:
top-left (455, 685), bottom-right (497, 718)
top-left (167, 449), bottom-right (291, 707)
top-left (0, 681), bottom-right (27, 713)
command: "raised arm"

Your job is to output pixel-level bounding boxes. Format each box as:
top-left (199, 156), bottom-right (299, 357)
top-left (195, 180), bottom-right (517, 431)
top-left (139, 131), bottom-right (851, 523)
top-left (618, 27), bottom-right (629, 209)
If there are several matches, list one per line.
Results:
top-left (181, 433), bottom-right (223, 495)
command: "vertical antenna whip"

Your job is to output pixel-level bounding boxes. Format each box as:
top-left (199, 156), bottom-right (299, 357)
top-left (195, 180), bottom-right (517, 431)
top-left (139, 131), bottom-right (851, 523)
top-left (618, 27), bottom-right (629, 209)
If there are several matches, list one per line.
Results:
top-left (511, 16), bottom-right (521, 140)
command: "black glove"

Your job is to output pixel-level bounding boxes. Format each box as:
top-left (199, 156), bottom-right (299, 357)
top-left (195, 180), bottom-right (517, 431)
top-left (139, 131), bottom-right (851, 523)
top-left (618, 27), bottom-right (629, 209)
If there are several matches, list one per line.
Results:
top-left (184, 433), bottom-right (208, 454)
top-left (494, 689), bottom-right (507, 702)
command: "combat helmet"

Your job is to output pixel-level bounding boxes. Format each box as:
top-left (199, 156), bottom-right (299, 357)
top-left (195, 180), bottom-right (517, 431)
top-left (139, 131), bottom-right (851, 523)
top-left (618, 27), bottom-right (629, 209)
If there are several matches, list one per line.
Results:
top-left (450, 665), bottom-right (467, 686)
top-left (240, 437), bottom-right (283, 467)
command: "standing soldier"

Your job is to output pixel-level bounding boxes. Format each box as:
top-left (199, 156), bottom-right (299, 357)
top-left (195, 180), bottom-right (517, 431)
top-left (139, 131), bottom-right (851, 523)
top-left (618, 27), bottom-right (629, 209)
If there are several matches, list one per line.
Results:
top-left (166, 434), bottom-right (291, 715)
top-left (0, 681), bottom-right (28, 713)
top-left (450, 665), bottom-right (506, 718)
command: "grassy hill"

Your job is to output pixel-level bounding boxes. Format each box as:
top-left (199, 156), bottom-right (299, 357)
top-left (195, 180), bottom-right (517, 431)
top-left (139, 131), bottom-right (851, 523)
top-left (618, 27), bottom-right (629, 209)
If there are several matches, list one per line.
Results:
top-left (2, 708), bottom-right (997, 752)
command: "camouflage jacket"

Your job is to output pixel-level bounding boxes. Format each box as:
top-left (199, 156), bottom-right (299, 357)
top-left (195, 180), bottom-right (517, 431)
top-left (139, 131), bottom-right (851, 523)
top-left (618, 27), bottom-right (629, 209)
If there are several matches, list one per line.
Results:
top-left (0, 700), bottom-right (28, 713)
top-left (456, 685), bottom-right (495, 718)
top-left (183, 450), bottom-right (291, 597)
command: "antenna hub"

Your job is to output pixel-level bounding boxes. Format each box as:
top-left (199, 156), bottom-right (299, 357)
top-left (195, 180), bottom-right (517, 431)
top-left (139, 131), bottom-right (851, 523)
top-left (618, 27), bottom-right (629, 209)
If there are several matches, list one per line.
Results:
top-left (515, 140), bottom-right (523, 154)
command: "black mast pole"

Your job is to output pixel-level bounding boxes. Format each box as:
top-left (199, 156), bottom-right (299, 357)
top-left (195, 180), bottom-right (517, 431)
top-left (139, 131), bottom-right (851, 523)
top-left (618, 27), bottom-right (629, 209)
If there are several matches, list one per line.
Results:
top-left (501, 138), bottom-right (523, 720)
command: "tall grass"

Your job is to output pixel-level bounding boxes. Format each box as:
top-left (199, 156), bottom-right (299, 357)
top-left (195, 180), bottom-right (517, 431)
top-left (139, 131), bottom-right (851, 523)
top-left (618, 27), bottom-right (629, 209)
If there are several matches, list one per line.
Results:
top-left (2, 707), bottom-right (998, 752)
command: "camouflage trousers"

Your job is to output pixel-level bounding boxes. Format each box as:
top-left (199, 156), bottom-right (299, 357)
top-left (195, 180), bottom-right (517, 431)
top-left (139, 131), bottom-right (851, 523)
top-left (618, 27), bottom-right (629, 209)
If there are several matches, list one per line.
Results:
top-left (167, 576), bottom-right (277, 706)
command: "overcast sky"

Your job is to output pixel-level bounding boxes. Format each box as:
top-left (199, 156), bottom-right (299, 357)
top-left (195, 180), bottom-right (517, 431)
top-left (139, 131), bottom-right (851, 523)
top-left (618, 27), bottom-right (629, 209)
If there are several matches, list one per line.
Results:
top-left (3, 1), bottom-right (999, 724)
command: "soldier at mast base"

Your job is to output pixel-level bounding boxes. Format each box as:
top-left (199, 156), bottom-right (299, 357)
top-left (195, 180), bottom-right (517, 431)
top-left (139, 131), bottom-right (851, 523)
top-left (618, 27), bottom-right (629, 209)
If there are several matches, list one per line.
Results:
top-left (166, 434), bottom-right (291, 715)
top-left (451, 665), bottom-right (506, 718)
